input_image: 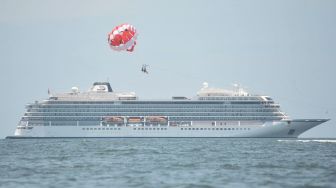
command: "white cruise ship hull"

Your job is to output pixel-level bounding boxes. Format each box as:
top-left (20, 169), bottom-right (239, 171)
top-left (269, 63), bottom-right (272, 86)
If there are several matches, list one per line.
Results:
top-left (8, 119), bottom-right (327, 138)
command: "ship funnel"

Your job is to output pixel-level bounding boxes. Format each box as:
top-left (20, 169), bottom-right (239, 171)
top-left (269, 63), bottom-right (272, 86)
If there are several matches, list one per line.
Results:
top-left (91, 82), bottom-right (113, 92)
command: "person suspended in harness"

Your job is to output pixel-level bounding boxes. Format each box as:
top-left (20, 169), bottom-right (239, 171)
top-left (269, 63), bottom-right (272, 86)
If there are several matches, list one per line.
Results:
top-left (141, 64), bottom-right (149, 74)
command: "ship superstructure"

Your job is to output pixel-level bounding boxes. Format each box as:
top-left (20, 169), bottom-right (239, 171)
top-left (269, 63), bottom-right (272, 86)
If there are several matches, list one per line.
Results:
top-left (8, 82), bottom-right (328, 138)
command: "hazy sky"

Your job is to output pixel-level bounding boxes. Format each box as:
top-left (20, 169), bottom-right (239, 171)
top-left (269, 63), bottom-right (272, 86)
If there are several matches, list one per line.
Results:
top-left (0, 0), bottom-right (335, 138)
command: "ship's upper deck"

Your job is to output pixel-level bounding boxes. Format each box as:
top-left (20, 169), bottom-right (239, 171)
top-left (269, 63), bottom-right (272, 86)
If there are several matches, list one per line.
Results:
top-left (47, 82), bottom-right (272, 102)
top-left (49, 82), bottom-right (137, 101)
top-left (22, 82), bottom-right (288, 123)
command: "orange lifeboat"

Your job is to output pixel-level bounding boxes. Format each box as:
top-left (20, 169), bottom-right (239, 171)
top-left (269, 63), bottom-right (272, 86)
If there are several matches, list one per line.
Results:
top-left (127, 117), bottom-right (143, 123)
top-left (146, 116), bottom-right (167, 123)
top-left (103, 116), bottom-right (124, 123)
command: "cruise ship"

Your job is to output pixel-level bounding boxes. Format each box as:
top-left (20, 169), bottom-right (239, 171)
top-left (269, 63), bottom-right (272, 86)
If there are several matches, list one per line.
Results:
top-left (7, 82), bottom-right (328, 138)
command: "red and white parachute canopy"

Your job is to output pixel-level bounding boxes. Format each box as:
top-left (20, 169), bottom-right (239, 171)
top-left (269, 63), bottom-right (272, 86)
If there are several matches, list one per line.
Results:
top-left (107, 23), bottom-right (138, 52)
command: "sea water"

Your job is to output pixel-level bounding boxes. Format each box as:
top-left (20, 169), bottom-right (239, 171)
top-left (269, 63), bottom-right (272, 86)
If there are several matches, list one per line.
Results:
top-left (0, 138), bottom-right (335, 188)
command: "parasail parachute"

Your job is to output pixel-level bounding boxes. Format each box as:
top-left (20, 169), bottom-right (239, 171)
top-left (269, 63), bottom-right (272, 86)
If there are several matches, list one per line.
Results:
top-left (107, 23), bottom-right (138, 52)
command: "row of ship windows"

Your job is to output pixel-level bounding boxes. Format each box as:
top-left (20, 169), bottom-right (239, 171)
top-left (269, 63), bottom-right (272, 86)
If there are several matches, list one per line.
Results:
top-left (26, 112), bottom-right (282, 117)
top-left (28, 108), bottom-right (280, 113)
top-left (24, 117), bottom-right (282, 122)
top-left (82, 127), bottom-right (121, 131)
top-left (43, 100), bottom-right (268, 105)
top-left (181, 127), bottom-right (250, 131)
top-left (81, 127), bottom-right (250, 131)
top-left (198, 97), bottom-right (263, 101)
top-left (29, 104), bottom-right (279, 109)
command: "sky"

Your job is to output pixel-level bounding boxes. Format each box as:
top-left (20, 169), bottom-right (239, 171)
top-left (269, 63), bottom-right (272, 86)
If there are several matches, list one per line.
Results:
top-left (0, 0), bottom-right (335, 138)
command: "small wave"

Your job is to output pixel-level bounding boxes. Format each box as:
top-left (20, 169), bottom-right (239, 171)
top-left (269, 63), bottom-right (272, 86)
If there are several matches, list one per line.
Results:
top-left (278, 139), bottom-right (336, 143)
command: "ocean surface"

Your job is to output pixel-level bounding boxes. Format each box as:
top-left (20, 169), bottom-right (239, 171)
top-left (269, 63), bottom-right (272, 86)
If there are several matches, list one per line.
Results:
top-left (0, 138), bottom-right (336, 188)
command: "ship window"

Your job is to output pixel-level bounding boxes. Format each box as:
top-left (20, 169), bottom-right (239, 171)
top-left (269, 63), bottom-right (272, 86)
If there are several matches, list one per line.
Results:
top-left (153, 128), bottom-right (156, 130)
top-left (220, 128), bottom-right (223, 130)
top-left (189, 128), bottom-right (191, 130)
top-left (200, 128), bottom-right (203, 130)
top-left (181, 128), bottom-right (183, 130)
top-left (133, 128), bottom-right (136, 130)
top-left (118, 128), bottom-right (120, 130)
top-left (192, 128), bottom-right (195, 130)
top-left (102, 128), bottom-right (105, 130)
top-left (161, 128), bottom-right (164, 130)
top-left (149, 128), bottom-right (152, 130)
top-left (94, 128), bottom-right (97, 130)
top-left (98, 128), bottom-right (101, 130)
top-left (216, 128), bottom-right (219, 130)
top-left (224, 128), bottom-right (227, 130)
top-left (212, 128), bottom-right (215, 130)
top-left (196, 128), bottom-right (199, 130)
top-left (82, 128), bottom-right (85, 130)
top-left (228, 128), bottom-right (231, 130)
